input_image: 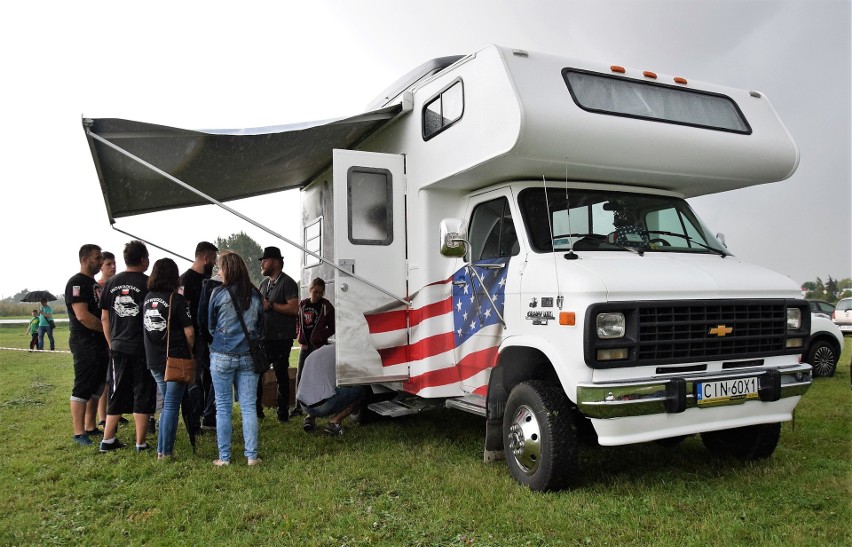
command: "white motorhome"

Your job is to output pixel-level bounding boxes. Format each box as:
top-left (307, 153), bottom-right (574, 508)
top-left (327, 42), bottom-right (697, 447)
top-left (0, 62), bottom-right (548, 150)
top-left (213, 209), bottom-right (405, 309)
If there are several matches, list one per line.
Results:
top-left (84, 45), bottom-right (812, 491)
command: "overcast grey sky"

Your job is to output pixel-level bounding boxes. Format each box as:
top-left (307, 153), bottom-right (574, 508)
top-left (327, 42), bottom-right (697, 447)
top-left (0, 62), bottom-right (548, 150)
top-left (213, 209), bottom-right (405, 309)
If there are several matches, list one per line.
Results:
top-left (1, 0), bottom-right (849, 298)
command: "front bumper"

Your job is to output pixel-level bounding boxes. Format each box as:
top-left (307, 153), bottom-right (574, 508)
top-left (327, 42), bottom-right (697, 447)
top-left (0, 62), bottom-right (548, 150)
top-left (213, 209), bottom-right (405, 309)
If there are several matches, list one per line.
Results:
top-left (576, 364), bottom-right (812, 419)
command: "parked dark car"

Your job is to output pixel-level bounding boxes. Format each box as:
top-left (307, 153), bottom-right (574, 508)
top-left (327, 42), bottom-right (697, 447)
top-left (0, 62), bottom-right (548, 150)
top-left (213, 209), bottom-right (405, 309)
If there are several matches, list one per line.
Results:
top-left (808, 300), bottom-right (836, 316)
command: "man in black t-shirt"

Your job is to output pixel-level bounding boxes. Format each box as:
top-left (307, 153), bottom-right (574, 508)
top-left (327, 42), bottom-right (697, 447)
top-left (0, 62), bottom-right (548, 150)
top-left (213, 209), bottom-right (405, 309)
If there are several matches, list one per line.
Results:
top-left (258, 246), bottom-right (299, 422)
top-left (66, 244), bottom-right (108, 446)
top-left (179, 241), bottom-right (218, 431)
top-left (99, 240), bottom-right (155, 452)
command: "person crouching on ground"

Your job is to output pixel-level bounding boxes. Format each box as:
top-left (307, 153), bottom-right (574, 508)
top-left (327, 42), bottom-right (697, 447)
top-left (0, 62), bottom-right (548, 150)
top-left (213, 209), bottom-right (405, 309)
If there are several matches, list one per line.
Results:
top-left (208, 250), bottom-right (264, 466)
top-left (142, 258), bottom-right (195, 460)
top-left (296, 343), bottom-right (365, 435)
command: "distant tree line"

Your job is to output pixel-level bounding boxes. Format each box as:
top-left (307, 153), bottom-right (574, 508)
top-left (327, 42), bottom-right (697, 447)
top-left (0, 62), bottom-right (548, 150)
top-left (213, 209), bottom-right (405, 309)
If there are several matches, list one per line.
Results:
top-left (802, 276), bottom-right (852, 303)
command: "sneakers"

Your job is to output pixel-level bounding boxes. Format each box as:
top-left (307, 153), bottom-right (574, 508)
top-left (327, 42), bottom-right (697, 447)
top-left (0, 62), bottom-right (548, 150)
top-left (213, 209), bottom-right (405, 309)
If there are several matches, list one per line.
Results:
top-left (99, 439), bottom-right (127, 453)
top-left (135, 443), bottom-right (151, 453)
top-left (147, 416), bottom-right (156, 435)
top-left (213, 459), bottom-right (230, 467)
top-left (324, 422), bottom-right (344, 436)
top-left (303, 416), bottom-right (315, 432)
top-left (85, 427), bottom-right (103, 437)
top-left (73, 434), bottom-right (93, 446)
top-left (248, 458), bottom-right (262, 466)
top-left (289, 406), bottom-right (303, 418)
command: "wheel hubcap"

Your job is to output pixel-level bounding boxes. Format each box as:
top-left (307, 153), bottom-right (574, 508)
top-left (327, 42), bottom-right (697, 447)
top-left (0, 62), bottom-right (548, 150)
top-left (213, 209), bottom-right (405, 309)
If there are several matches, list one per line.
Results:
top-left (812, 346), bottom-right (836, 375)
top-left (507, 405), bottom-right (542, 475)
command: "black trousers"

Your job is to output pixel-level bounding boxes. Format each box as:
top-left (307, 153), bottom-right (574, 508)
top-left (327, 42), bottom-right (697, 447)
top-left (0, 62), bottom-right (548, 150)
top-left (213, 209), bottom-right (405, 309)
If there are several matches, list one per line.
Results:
top-left (256, 339), bottom-right (292, 420)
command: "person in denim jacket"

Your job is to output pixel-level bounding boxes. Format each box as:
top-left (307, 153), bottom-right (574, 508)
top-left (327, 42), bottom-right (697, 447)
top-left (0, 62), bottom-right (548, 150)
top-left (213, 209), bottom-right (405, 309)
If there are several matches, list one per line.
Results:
top-left (208, 251), bottom-right (264, 466)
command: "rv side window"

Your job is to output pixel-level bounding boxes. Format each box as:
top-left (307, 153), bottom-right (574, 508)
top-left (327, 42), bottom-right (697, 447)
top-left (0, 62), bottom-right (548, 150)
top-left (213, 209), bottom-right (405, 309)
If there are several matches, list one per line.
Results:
top-left (347, 168), bottom-right (393, 246)
top-left (563, 69), bottom-right (751, 134)
top-left (423, 80), bottom-right (464, 140)
top-left (468, 197), bottom-right (519, 261)
top-left (304, 217), bottom-right (322, 267)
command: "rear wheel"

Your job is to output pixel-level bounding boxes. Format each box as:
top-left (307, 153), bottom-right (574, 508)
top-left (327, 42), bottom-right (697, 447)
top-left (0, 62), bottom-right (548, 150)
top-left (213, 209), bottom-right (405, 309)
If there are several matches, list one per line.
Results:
top-left (805, 340), bottom-right (838, 377)
top-left (503, 380), bottom-right (578, 491)
top-left (700, 423), bottom-right (781, 460)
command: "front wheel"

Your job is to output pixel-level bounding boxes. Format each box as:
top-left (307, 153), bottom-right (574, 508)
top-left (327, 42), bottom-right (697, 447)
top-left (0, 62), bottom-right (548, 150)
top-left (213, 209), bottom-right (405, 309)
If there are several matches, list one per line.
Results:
top-left (805, 340), bottom-right (838, 377)
top-left (700, 423), bottom-right (781, 460)
top-left (503, 380), bottom-right (578, 492)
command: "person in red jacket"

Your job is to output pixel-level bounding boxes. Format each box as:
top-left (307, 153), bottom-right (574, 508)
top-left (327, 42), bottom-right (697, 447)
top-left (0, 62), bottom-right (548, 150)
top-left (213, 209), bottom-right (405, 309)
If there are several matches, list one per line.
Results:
top-left (291, 277), bottom-right (335, 417)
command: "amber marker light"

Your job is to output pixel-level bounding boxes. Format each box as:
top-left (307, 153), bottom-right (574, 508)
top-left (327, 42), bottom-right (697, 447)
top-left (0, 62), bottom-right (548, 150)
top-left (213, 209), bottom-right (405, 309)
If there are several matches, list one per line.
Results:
top-left (674, 76), bottom-right (688, 84)
top-left (643, 71), bottom-right (657, 79)
top-left (560, 312), bottom-right (576, 326)
top-left (610, 65), bottom-right (626, 73)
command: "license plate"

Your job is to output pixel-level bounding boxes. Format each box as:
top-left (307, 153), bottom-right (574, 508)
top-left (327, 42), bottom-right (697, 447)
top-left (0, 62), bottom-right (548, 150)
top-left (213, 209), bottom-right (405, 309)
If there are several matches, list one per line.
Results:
top-left (696, 377), bottom-right (759, 405)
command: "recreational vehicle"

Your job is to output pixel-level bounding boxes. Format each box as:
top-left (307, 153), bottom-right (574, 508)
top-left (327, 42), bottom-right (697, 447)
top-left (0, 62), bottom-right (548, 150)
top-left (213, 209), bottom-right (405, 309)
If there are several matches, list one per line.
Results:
top-left (84, 45), bottom-right (811, 491)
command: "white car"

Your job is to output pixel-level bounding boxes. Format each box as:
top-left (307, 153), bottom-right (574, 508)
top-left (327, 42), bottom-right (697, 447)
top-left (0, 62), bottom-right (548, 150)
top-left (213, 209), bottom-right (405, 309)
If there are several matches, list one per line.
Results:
top-left (806, 313), bottom-right (844, 377)
top-left (832, 297), bottom-right (852, 333)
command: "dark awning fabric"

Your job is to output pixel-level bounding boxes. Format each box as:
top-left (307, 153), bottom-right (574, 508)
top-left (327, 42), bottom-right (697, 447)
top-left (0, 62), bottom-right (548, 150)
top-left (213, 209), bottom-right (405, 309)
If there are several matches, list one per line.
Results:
top-left (82, 104), bottom-right (402, 221)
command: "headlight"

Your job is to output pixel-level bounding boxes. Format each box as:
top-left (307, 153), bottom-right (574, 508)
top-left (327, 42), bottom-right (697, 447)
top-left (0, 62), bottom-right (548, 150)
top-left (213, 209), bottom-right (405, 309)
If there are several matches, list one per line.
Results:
top-left (596, 312), bottom-right (625, 339)
top-left (786, 308), bottom-right (802, 329)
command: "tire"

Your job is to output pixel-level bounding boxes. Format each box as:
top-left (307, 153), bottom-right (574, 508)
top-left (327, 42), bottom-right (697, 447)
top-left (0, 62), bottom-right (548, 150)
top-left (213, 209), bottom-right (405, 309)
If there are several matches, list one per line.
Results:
top-left (700, 423), bottom-right (781, 460)
top-left (503, 380), bottom-right (579, 492)
top-left (805, 339), bottom-right (838, 377)
top-left (654, 435), bottom-right (689, 448)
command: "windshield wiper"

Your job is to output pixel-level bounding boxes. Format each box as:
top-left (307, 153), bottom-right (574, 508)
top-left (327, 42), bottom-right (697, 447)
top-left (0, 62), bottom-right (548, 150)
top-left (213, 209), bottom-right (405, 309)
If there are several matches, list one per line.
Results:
top-left (646, 230), bottom-right (728, 257)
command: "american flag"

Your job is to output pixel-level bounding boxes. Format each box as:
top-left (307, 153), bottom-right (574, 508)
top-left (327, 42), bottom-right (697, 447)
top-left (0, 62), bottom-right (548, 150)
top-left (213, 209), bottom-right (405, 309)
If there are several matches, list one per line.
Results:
top-left (364, 258), bottom-right (509, 397)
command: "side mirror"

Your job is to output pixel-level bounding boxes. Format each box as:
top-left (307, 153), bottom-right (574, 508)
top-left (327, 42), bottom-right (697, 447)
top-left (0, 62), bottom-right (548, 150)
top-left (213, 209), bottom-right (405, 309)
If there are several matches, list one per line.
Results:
top-left (440, 218), bottom-right (467, 257)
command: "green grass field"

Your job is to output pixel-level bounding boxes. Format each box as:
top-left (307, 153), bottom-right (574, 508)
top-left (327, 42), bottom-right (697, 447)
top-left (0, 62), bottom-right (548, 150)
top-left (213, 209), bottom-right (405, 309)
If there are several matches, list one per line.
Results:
top-left (0, 325), bottom-right (849, 546)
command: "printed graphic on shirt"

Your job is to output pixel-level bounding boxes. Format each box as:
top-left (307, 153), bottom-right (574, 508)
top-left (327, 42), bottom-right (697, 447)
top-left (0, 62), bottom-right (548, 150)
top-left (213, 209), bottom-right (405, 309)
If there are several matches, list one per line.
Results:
top-left (143, 300), bottom-right (167, 332)
top-left (114, 289), bottom-right (141, 317)
top-left (72, 286), bottom-right (81, 297)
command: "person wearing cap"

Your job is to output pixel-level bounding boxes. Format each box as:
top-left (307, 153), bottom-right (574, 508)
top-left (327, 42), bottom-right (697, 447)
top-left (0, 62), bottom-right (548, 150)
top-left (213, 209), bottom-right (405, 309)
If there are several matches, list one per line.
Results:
top-left (257, 246), bottom-right (299, 422)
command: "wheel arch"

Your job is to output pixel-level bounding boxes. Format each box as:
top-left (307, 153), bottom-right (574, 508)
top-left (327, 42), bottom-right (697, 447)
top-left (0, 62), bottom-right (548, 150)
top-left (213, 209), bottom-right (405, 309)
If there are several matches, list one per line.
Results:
top-left (483, 337), bottom-right (579, 451)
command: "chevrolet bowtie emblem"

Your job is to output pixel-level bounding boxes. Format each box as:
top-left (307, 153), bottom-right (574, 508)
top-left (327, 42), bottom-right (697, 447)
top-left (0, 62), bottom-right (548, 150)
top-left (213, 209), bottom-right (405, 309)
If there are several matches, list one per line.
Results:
top-left (709, 325), bottom-right (733, 337)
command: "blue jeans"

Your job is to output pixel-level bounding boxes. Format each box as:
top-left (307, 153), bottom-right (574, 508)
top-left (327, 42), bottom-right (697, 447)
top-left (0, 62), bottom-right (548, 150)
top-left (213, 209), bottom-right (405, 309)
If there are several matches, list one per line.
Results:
top-left (151, 370), bottom-right (187, 456)
top-left (37, 326), bottom-right (54, 351)
top-left (210, 352), bottom-right (259, 461)
top-left (305, 386), bottom-right (366, 419)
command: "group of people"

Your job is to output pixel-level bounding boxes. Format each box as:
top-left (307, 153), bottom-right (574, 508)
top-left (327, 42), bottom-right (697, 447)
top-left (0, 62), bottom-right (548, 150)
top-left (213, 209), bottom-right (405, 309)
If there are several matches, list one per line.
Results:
top-left (65, 240), bottom-right (359, 467)
top-left (26, 297), bottom-right (56, 351)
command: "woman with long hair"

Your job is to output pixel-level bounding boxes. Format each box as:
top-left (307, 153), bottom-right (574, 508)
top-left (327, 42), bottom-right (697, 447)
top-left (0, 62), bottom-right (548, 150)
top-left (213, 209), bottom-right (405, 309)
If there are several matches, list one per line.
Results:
top-left (142, 258), bottom-right (194, 459)
top-left (208, 250), bottom-right (264, 466)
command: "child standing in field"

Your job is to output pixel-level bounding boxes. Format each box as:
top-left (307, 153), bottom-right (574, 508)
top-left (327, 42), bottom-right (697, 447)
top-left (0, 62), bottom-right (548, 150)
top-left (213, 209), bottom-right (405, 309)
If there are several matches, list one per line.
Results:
top-left (27, 310), bottom-right (39, 351)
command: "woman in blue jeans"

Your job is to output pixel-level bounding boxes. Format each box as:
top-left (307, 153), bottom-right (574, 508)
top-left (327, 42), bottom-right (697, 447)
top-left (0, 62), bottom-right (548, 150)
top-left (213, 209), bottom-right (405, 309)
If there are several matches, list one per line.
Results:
top-left (208, 250), bottom-right (264, 466)
top-left (142, 258), bottom-right (194, 458)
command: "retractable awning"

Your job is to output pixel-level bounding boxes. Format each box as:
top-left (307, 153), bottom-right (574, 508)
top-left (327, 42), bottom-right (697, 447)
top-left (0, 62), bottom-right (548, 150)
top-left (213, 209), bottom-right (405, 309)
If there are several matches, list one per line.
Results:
top-left (82, 104), bottom-right (403, 222)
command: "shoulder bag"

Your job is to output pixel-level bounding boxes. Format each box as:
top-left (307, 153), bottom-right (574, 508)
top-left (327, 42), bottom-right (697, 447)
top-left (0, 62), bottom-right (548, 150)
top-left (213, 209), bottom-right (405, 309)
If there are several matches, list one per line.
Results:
top-left (164, 293), bottom-right (196, 383)
top-left (230, 287), bottom-right (269, 375)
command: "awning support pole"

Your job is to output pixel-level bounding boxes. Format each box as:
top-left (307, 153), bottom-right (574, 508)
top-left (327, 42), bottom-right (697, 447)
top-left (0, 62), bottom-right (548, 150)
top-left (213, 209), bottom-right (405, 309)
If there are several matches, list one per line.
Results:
top-left (111, 225), bottom-right (192, 263)
top-left (86, 129), bottom-right (409, 307)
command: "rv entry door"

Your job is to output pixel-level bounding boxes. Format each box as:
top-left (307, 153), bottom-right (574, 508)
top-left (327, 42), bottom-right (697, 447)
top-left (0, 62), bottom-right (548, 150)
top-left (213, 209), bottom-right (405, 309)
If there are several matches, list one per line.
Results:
top-left (332, 150), bottom-right (408, 385)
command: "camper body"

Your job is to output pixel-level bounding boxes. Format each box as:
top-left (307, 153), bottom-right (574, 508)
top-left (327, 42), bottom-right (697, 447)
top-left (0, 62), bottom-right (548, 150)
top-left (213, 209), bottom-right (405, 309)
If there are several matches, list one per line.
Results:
top-left (301, 45), bottom-right (810, 490)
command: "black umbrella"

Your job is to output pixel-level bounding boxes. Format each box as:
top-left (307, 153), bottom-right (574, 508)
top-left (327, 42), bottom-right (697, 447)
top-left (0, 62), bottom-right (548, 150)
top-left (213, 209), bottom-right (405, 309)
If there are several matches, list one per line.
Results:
top-left (20, 290), bottom-right (58, 303)
top-left (180, 389), bottom-right (198, 451)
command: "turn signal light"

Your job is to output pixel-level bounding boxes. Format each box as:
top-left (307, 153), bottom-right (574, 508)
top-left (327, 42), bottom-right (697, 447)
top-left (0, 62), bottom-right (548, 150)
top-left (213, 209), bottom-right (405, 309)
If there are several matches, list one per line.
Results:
top-left (560, 312), bottom-right (576, 326)
top-left (597, 348), bottom-right (628, 361)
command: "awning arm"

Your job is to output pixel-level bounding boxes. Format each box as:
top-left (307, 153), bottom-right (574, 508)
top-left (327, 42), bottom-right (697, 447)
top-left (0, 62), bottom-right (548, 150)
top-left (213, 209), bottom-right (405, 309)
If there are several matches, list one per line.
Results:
top-left (110, 224), bottom-right (192, 263)
top-left (86, 128), bottom-right (410, 307)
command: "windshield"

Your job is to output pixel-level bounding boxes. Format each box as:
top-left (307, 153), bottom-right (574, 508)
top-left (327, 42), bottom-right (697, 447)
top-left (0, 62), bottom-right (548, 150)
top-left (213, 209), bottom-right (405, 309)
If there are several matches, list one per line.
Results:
top-left (518, 188), bottom-right (728, 255)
